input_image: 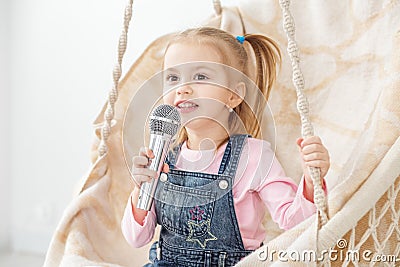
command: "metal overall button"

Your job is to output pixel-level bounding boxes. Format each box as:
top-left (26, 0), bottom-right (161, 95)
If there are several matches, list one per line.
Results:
top-left (160, 173), bottom-right (168, 182)
top-left (219, 179), bottom-right (228, 190)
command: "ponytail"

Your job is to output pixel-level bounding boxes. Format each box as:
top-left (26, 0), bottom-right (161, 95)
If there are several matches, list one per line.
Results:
top-left (231, 34), bottom-right (281, 138)
top-left (243, 34), bottom-right (281, 101)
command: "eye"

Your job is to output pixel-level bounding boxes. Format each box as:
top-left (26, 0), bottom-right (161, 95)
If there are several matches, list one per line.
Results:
top-left (194, 73), bottom-right (209, 81)
top-left (166, 74), bottom-right (180, 83)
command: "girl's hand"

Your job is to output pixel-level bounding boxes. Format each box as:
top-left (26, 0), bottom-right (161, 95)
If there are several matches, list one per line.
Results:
top-left (130, 147), bottom-right (170, 223)
top-left (297, 136), bottom-right (330, 196)
top-left (131, 147), bottom-right (169, 187)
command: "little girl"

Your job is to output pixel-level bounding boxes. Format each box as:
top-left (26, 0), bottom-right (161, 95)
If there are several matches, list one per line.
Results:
top-left (122, 27), bottom-right (329, 267)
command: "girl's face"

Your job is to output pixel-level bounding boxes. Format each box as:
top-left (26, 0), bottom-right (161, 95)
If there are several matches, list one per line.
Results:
top-left (162, 42), bottom-right (238, 133)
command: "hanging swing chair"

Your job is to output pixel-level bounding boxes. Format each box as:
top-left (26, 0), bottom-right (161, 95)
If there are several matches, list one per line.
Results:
top-left (44, 0), bottom-right (400, 266)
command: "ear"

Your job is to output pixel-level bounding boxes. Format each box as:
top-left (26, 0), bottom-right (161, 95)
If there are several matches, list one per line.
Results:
top-left (228, 82), bottom-right (246, 108)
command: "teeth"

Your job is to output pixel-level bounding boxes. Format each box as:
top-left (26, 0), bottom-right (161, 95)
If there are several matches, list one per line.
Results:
top-left (178, 102), bottom-right (197, 108)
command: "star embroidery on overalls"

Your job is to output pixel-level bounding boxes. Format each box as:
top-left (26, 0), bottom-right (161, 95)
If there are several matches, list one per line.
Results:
top-left (189, 205), bottom-right (205, 221)
top-left (186, 219), bottom-right (217, 248)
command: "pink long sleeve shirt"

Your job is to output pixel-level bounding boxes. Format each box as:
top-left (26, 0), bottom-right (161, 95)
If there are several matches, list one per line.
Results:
top-left (121, 138), bottom-right (320, 250)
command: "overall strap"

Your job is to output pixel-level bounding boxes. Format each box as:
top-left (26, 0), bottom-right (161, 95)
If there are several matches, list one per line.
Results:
top-left (218, 134), bottom-right (250, 177)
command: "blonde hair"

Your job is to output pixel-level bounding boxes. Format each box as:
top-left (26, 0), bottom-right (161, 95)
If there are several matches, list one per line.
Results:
top-left (164, 27), bottom-right (281, 142)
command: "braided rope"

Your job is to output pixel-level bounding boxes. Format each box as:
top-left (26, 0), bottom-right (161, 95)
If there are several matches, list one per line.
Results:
top-left (278, 0), bottom-right (329, 227)
top-left (98, 0), bottom-right (134, 157)
top-left (213, 0), bottom-right (222, 15)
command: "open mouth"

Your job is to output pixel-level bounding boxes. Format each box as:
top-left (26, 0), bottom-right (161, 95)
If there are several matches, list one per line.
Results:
top-left (175, 101), bottom-right (198, 113)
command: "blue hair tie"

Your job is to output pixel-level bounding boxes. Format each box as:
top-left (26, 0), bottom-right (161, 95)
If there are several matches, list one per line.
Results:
top-left (236, 35), bottom-right (245, 44)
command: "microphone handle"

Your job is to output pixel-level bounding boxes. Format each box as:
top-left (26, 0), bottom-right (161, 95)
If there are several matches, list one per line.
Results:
top-left (137, 133), bottom-right (172, 210)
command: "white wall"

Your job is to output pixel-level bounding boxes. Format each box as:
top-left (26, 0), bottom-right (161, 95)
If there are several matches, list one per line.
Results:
top-left (0, 0), bottom-right (11, 251)
top-left (5, 0), bottom-right (217, 254)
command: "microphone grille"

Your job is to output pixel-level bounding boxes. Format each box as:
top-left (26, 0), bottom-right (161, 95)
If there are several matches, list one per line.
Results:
top-left (149, 104), bottom-right (181, 136)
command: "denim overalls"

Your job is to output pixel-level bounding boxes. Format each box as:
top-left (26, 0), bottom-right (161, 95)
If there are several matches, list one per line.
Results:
top-left (146, 134), bottom-right (254, 267)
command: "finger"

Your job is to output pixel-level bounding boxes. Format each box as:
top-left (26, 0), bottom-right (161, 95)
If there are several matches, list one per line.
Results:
top-left (132, 174), bottom-right (153, 185)
top-left (162, 163), bottom-right (170, 173)
top-left (304, 159), bottom-right (329, 169)
top-left (302, 152), bottom-right (324, 162)
top-left (296, 138), bottom-right (303, 148)
top-left (302, 152), bottom-right (329, 163)
top-left (131, 177), bottom-right (141, 187)
top-left (132, 167), bottom-right (158, 179)
top-left (139, 147), bottom-right (147, 156)
top-left (132, 155), bottom-right (150, 167)
top-left (147, 149), bottom-right (155, 159)
top-left (139, 147), bottom-right (155, 159)
top-left (300, 136), bottom-right (322, 147)
top-left (301, 144), bottom-right (326, 155)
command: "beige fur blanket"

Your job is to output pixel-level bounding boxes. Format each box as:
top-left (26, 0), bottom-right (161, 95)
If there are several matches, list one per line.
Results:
top-left (44, 1), bottom-right (400, 266)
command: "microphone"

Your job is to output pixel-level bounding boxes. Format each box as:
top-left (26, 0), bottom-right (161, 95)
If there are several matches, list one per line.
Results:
top-left (137, 104), bottom-right (181, 210)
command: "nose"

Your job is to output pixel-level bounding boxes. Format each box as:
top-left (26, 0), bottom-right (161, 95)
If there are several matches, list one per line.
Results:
top-left (176, 84), bottom-right (193, 95)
